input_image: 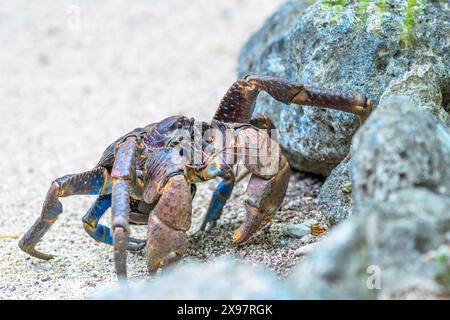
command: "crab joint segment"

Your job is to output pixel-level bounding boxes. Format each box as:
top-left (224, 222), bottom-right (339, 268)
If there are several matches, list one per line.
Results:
top-left (244, 75), bottom-right (372, 121)
top-left (289, 86), bottom-right (372, 123)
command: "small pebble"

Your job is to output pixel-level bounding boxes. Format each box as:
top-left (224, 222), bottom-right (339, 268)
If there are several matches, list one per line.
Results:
top-left (283, 218), bottom-right (322, 238)
top-left (283, 223), bottom-right (311, 238)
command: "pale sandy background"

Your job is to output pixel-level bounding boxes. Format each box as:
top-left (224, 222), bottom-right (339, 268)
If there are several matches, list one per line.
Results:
top-left (0, 0), bottom-right (328, 299)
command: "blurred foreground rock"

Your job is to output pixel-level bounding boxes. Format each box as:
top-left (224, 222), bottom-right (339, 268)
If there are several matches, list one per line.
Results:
top-left (238, 0), bottom-right (450, 175)
top-left (293, 189), bottom-right (450, 299)
top-left (93, 258), bottom-right (295, 300)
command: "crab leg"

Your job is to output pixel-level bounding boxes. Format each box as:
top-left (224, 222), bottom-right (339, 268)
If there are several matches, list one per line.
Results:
top-left (214, 75), bottom-right (372, 124)
top-left (82, 194), bottom-right (145, 251)
top-left (110, 136), bottom-right (138, 278)
top-left (19, 167), bottom-right (110, 260)
top-left (199, 171), bottom-right (235, 231)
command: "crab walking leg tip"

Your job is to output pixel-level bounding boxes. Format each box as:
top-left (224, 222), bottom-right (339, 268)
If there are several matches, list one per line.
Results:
top-left (113, 226), bottom-right (129, 279)
top-left (19, 240), bottom-right (55, 261)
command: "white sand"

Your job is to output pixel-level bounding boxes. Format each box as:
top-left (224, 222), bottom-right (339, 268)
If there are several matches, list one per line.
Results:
top-left (0, 0), bottom-right (327, 299)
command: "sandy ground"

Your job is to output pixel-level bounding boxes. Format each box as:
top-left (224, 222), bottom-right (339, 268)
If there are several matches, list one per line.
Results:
top-left (0, 0), bottom-right (327, 299)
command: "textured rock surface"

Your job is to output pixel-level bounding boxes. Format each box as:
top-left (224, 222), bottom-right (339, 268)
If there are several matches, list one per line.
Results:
top-left (293, 189), bottom-right (450, 299)
top-left (380, 63), bottom-right (450, 127)
top-left (93, 257), bottom-right (295, 299)
top-left (318, 157), bottom-right (353, 223)
top-left (351, 96), bottom-right (450, 208)
top-left (291, 95), bottom-right (450, 299)
top-left (238, 0), bottom-right (450, 175)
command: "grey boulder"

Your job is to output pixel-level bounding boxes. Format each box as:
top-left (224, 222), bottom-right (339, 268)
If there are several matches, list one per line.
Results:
top-left (321, 94), bottom-right (450, 222)
top-left (293, 188), bottom-right (450, 299)
top-left (351, 96), bottom-right (450, 209)
top-left (238, 0), bottom-right (450, 175)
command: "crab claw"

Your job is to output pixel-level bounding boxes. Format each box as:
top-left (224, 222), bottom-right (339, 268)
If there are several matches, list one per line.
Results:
top-left (232, 202), bottom-right (273, 244)
top-left (232, 159), bottom-right (291, 245)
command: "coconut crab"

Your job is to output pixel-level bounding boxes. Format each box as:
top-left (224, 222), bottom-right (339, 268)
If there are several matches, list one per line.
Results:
top-left (19, 75), bottom-right (371, 278)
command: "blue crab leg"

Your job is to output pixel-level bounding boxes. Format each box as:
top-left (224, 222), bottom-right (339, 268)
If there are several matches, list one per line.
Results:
top-left (19, 167), bottom-right (110, 260)
top-left (199, 172), bottom-right (235, 231)
top-left (82, 194), bottom-right (145, 251)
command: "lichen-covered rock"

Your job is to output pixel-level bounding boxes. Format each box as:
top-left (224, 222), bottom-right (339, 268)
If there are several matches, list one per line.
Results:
top-left (318, 157), bottom-right (353, 223)
top-left (238, 0), bottom-right (450, 175)
top-left (92, 257), bottom-right (295, 300)
top-left (292, 188), bottom-right (450, 299)
top-left (238, 1), bottom-right (309, 78)
top-left (351, 96), bottom-right (450, 208)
